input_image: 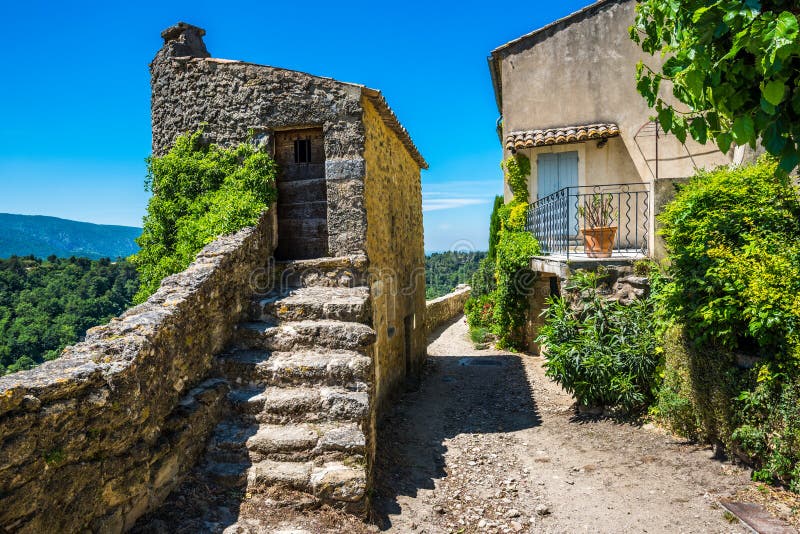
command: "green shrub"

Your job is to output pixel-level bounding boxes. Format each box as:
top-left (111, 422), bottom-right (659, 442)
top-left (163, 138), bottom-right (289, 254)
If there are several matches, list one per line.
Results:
top-left (733, 365), bottom-right (800, 490)
top-left (537, 270), bottom-right (660, 411)
top-left (465, 293), bottom-right (494, 330)
top-left (469, 326), bottom-right (491, 347)
top-left (659, 157), bottom-right (800, 353)
top-left (654, 157), bottom-right (800, 490)
top-left (653, 324), bottom-right (746, 446)
top-left (133, 130), bottom-right (277, 302)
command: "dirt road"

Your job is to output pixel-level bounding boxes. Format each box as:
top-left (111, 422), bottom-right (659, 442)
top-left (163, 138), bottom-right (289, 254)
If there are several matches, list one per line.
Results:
top-left (373, 317), bottom-right (752, 533)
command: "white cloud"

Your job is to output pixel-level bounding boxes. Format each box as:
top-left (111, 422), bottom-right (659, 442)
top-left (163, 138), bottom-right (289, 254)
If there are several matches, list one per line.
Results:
top-left (422, 198), bottom-right (489, 212)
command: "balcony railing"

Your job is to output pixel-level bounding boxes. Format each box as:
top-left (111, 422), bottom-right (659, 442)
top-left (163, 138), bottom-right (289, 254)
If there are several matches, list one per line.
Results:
top-left (525, 183), bottom-right (650, 260)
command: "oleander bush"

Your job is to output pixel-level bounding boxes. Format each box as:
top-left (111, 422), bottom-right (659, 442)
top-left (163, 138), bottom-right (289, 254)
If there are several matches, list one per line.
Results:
top-left (537, 269), bottom-right (661, 411)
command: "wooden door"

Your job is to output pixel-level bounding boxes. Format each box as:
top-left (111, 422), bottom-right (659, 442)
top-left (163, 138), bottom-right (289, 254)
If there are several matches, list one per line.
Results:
top-left (273, 128), bottom-right (328, 260)
top-left (537, 151), bottom-right (578, 199)
top-left (538, 151), bottom-right (579, 238)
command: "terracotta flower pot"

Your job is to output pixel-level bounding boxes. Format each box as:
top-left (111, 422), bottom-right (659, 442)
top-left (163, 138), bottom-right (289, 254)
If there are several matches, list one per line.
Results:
top-left (582, 226), bottom-right (617, 258)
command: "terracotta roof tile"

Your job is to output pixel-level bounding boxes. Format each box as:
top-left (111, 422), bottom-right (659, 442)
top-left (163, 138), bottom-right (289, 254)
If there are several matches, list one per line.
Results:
top-left (505, 123), bottom-right (620, 151)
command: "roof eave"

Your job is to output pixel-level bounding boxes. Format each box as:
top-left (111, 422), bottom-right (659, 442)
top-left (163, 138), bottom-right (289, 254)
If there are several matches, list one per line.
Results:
top-left (488, 53), bottom-right (503, 116)
top-left (490, 0), bottom-right (623, 57)
top-left (361, 87), bottom-right (429, 170)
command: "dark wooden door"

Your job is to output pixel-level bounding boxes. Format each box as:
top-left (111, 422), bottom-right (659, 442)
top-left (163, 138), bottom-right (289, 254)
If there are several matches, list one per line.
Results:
top-left (273, 128), bottom-right (328, 260)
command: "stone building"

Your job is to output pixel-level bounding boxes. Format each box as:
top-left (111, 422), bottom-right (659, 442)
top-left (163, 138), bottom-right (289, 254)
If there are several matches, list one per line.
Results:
top-left (152, 21), bottom-right (427, 406)
top-left (150, 22), bottom-right (428, 522)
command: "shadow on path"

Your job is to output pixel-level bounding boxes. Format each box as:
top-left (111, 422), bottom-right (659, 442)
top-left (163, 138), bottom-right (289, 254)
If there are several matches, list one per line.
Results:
top-left (372, 322), bottom-right (540, 530)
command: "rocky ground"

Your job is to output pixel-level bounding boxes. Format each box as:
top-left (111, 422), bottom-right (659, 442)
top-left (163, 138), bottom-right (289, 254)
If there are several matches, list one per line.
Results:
top-left (372, 317), bottom-right (757, 533)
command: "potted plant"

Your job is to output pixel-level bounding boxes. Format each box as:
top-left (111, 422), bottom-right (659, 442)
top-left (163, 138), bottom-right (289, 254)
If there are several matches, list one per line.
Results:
top-left (578, 193), bottom-right (617, 258)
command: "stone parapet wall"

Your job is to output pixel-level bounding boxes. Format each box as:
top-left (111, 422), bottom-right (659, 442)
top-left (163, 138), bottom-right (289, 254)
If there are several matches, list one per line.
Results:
top-left (0, 210), bottom-right (277, 533)
top-left (425, 285), bottom-right (471, 336)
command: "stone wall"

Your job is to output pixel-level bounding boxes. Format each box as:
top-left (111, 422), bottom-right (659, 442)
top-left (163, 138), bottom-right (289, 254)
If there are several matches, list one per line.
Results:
top-left (425, 285), bottom-right (471, 336)
top-left (361, 95), bottom-right (427, 412)
top-left (150, 38), bottom-right (367, 257)
top-left (0, 210), bottom-right (277, 533)
top-left (525, 264), bottom-right (650, 353)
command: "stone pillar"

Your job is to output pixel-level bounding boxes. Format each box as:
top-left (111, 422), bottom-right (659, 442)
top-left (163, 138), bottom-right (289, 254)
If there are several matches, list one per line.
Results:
top-left (526, 274), bottom-right (554, 354)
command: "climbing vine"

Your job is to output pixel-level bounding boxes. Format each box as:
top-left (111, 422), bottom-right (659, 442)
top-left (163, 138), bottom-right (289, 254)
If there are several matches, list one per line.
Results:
top-left (465, 154), bottom-right (539, 350)
top-left (501, 154), bottom-right (530, 202)
top-left (132, 130), bottom-right (278, 303)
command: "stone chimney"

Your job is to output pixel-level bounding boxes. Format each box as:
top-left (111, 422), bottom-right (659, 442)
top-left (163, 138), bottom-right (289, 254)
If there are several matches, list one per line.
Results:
top-left (158, 22), bottom-right (210, 59)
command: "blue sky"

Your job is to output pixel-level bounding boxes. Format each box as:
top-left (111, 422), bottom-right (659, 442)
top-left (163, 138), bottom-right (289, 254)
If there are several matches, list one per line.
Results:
top-left (0, 0), bottom-right (594, 253)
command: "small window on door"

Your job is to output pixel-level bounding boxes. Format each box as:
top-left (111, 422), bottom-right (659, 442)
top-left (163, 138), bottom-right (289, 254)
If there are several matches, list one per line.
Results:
top-left (294, 139), bottom-right (311, 163)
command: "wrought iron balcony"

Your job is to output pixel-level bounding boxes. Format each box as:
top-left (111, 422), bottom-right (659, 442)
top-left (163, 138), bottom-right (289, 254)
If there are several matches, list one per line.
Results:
top-left (525, 183), bottom-right (650, 260)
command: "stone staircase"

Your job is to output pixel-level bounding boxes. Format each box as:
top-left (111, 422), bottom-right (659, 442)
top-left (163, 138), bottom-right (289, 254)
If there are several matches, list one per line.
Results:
top-left (129, 257), bottom-right (375, 533)
top-left (200, 256), bottom-right (374, 516)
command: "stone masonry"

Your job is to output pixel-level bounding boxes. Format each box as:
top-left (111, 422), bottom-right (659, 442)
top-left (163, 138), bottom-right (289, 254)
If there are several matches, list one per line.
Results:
top-left (150, 23), bottom-right (428, 414)
top-left (0, 211), bottom-right (277, 533)
top-left (0, 22), bottom-right (429, 532)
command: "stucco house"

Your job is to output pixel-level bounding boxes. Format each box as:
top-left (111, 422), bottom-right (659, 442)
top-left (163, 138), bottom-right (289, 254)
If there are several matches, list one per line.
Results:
top-left (488, 0), bottom-right (736, 263)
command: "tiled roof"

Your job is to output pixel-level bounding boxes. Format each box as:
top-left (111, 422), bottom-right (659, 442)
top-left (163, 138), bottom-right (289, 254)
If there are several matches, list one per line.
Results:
top-left (361, 87), bottom-right (428, 169)
top-left (505, 123), bottom-right (620, 151)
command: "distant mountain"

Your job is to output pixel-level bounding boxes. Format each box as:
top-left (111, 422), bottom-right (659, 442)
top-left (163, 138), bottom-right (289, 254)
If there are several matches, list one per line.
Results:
top-left (0, 213), bottom-right (141, 260)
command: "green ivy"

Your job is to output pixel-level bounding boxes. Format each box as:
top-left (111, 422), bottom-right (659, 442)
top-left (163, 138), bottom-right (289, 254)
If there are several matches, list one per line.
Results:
top-left (132, 130), bottom-right (278, 303)
top-left (501, 154), bottom-right (530, 202)
top-left (493, 229), bottom-right (539, 349)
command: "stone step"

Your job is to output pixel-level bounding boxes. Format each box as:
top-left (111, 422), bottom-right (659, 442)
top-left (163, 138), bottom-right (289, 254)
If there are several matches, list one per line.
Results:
top-left (205, 461), bottom-right (250, 488)
top-left (265, 350), bottom-right (372, 387)
top-left (205, 420), bottom-right (259, 464)
top-left (251, 286), bottom-right (371, 323)
top-left (218, 349), bottom-right (371, 387)
top-left (234, 320), bottom-right (376, 352)
top-left (247, 459), bottom-right (312, 493)
top-left (246, 459), bottom-right (367, 508)
top-left (274, 255), bottom-right (368, 288)
top-left (233, 386), bottom-right (369, 425)
top-left (246, 422), bottom-right (365, 461)
top-left (228, 387), bottom-right (270, 415)
top-left (310, 461), bottom-right (367, 506)
top-left (215, 350), bottom-right (271, 384)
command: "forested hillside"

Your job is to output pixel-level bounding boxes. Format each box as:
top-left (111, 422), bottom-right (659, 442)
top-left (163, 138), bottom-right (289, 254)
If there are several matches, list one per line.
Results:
top-left (0, 256), bottom-right (139, 374)
top-left (425, 251), bottom-right (486, 299)
top-left (0, 213), bottom-right (141, 259)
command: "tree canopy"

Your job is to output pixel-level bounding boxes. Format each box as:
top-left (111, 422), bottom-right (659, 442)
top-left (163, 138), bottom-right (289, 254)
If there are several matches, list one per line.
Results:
top-left (0, 256), bottom-right (138, 374)
top-left (631, 0), bottom-right (800, 170)
top-left (425, 251), bottom-right (486, 300)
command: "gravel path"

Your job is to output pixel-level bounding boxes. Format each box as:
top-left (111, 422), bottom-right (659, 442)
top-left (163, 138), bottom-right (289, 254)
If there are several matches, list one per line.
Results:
top-left (373, 316), bottom-right (753, 533)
